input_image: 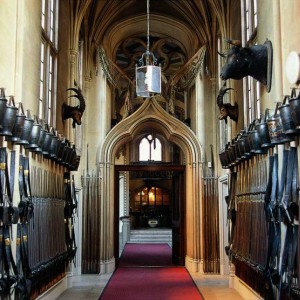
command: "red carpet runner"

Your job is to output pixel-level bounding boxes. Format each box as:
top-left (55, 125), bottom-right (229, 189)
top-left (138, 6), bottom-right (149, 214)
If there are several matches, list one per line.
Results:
top-left (99, 243), bottom-right (204, 300)
top-left (119, 243), bottom-right (173, 267)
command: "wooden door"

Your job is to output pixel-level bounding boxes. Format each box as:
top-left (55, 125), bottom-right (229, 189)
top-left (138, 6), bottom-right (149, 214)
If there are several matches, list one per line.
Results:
top-left (172, 171), bottom-right (185, 265)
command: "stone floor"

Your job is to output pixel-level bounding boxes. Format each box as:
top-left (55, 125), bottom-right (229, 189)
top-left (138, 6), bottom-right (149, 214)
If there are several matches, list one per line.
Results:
top-left (57, 272), bottom-right (246, 300)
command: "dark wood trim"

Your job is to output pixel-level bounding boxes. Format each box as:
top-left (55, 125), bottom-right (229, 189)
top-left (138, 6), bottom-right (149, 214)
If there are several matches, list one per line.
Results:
top-left (115, 164), bottom-right (186, 172)
top-left (114, 164), bottom-right (186, 266)
top-left (114, 169), bottom-right (120, 267)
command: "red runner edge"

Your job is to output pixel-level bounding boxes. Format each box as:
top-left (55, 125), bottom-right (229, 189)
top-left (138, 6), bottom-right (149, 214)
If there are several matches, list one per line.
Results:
top-left (99, 267), bottom-right (204, 300)
top-left (99, 243), bottom-right (204, 300)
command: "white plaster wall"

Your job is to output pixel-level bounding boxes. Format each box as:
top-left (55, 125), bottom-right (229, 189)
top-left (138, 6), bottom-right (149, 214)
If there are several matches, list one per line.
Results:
top-left (57, 0), bottom-right (72, 134)
top-left (279, 0), bottom-right (300, 92)
top-left (0, 0), bottom-right (40, 113)
top-left (256, 0), bottom-right (300, 115)
top-left (0, 1), bottom-right (17, 95)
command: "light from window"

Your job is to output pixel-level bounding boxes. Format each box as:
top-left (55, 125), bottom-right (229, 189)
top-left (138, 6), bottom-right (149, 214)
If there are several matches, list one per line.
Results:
top-left (49, 0), bottom-right (55, 43)
top-left (245, 0), bottom-right (250, 41)
top-left (139, 138), bottom-right (150, 161)
top-left (241, 0), bottom-right (258, 44)
top-left (139, 135), bottom-right (162, 161)
top-left (255, 81), bottom-right (260, 118)
top-left (39, 41), bottom-right (45, 119)
top-left (151, 138), bottom-right (162, 160)
top-left (40, 0), bottom-right (58, 126)
top-left (47, 53), bottom-right (54, 124)
top-left (253, 0), bottom-right (258, 28)
top-left (241, 0), bottom-right (260, 125)
top-left (41, 0), bottom-right (46, 29)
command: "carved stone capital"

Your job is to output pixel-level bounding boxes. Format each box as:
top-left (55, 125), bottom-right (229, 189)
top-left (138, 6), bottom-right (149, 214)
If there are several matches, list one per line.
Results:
top-left (69, 49), bottom-right (78, 64)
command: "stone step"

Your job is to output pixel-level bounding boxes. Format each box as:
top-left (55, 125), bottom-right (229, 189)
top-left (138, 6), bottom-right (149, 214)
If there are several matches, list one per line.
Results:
top-left (130, 234), bottom-right (172, 239)
top-left (129, 237), bottom-right (172, 241)
top-left (130, 229), bottom-right (172, 234)
top-left (129, 229), bottom-right (172, 243)
top-left (129, 238), bottom-right (172, 243)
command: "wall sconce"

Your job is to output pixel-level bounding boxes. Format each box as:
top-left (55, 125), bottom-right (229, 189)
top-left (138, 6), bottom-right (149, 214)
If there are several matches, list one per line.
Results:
top-left (286, 51), bottom-right (300, 85)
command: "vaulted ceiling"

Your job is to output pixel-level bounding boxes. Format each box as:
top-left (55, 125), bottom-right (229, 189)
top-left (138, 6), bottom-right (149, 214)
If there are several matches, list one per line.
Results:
top-left (70, 0), bottom-right (231, 82)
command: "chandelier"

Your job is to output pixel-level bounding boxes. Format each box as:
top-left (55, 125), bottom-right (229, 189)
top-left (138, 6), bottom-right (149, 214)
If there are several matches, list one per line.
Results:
top-left (135, 0), bottom-right (161, 97)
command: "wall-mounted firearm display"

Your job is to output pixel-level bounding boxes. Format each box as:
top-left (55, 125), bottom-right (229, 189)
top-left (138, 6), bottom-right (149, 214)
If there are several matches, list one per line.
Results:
top-left (221, 86), bottom-right (300, 299)
top-left (224, 143), bottom-right (299, 299)
top-left (81, 172), bottom-right (101, 274)
top-left (0, 87), bottom-right (80, 172)
top-left (27, 167), bottom-right (78, 298)
top-left (0, 145), bottom-right (79, 298)
top-left (219, 90), bottom-right (300, 170)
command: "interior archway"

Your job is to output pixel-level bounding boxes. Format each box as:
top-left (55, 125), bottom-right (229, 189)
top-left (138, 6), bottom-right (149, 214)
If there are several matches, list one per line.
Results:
top-left (99, 96), bottom-right (204, 274)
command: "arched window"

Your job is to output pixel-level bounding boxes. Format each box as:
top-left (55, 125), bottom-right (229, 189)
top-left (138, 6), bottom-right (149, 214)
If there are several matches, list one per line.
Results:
top-left (139, 134), bottom-right (162, 161)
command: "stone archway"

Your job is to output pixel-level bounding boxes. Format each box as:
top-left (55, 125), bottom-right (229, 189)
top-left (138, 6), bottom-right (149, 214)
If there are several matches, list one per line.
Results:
top-left (99, 97), bottom-right (204, 274)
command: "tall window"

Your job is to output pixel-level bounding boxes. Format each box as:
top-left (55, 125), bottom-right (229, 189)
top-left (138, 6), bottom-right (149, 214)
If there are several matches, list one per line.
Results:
top-left (139, 134), bottom-right (162, 161)
top-left (40, 0), bottom-right (58, 126)
top-left (241, 0), bottom-right (260, 124)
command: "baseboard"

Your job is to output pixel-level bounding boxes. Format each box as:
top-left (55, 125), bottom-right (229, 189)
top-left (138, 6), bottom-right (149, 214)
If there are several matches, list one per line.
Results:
top-left (234, 275), bottom-right (263, 300)
top-left (100, 257), bottom-right (116, 274)
top-left (185, 255), bottom-right (202, 273)
top-left (36, 273), bottom-right (72, 300)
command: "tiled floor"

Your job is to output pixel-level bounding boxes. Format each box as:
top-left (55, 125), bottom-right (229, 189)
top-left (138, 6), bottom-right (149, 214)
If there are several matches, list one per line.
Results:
top-left (57, 274), bottom-right (112, 300)
top-left (57, 272), bottom-right (245, 300)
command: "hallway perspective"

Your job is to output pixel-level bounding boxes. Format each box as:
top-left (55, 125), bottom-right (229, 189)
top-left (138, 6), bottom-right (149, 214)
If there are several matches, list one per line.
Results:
top-left (2, 1), bottom-right (298, 299)
top-left (57, 243), bottom-right (246, 300)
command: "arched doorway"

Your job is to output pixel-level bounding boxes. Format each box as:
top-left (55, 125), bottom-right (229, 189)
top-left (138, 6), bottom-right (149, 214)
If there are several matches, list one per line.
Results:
top-left (114, 164), bottom-right (186, 267)
top-left (99, 97), bottom-right (203, 274)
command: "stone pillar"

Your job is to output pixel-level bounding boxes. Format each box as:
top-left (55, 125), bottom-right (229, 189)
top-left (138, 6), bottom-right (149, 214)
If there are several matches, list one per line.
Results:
top-left (120, 216), bottom-right (131, 249)
top-left (229, 263), bottom-right (235, 288)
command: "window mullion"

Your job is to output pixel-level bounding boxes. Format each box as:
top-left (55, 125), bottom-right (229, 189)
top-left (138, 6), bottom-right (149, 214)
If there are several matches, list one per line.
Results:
top-left (40, 0), bottom-right (57, 127)
top-left (241, 0), bottom-right (259, 125)
top-left (39, 40), bottom-right (46, 120)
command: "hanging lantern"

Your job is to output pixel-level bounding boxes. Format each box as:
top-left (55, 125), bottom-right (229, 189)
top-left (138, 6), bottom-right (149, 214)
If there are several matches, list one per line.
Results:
top-left (135, 0), bottom-right (161, 97)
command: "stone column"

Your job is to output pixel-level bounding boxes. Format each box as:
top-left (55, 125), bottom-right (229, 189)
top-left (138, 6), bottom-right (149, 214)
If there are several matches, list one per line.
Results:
top-left (229, 263), bottom-right (235, 288)
top-left (120, 216), bottom-right (131, 249)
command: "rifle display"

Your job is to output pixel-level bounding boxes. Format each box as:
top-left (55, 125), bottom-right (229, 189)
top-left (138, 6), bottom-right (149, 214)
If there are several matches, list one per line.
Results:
top-left (225, 146), bottom-right (299, 300)
top-left (81, 172), bottom-right (101, 274)
top-left (202, 176), bottom-right (220, 273)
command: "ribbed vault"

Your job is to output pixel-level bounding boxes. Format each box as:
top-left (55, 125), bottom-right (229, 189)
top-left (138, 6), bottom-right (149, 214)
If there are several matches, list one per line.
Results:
top-left (74, 0), bottom-right (231, 79)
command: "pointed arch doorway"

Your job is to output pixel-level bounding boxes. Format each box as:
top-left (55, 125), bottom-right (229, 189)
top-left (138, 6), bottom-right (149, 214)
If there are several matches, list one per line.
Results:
top-left (114, 164), bottom-right (186, 267)
top-left (100, 97), bottom-right (203, 274)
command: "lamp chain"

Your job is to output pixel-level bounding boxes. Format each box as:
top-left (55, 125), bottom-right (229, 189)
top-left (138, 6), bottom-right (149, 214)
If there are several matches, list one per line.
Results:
top-left (146, 0), bottom-right (150, 65)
